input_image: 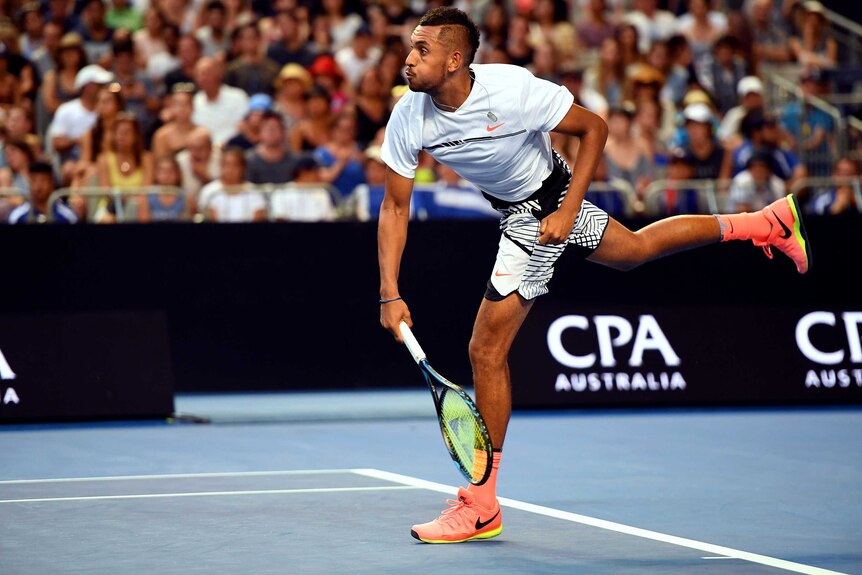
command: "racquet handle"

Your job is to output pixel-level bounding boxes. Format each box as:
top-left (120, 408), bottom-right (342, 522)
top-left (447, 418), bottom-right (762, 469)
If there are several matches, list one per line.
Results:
top-left (399, 321), bottom-right (427, 364)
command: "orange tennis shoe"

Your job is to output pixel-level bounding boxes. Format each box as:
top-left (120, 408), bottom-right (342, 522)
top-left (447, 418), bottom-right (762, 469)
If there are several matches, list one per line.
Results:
top-left (411, 487), bottom-right (502, 544)
top-left (755, 194), bottom-right (812, 274)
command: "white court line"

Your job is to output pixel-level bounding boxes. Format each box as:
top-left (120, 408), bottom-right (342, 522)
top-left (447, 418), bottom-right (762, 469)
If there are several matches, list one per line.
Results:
top-left (353, 468), bottom-right (849, 575)
top-left (0, 485), bottom-right (419, 504)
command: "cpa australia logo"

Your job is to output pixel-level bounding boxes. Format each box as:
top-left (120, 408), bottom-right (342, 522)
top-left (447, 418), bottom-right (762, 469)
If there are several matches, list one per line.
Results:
top-left (0, 346), bottom-right (15, 380)
top-left (0, 346), bottom-right (20, 406)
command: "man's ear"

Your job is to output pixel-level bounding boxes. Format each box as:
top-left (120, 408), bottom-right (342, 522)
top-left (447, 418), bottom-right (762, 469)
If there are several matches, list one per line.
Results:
top-left (447, 50), bottom-right (463, 73)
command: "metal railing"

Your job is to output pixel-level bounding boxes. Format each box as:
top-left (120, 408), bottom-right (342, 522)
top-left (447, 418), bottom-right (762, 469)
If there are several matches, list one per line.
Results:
top-left (790, 175), bottom-right (862, 214)
top-left (0, 187), bottom-right (28, 223)
top-left (48, 186), bottom-right (187, 223)
top-left (641, 179), bottom-right (733, 216)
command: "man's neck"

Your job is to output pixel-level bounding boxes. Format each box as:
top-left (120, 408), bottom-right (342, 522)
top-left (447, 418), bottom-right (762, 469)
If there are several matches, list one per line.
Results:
top-left (430, 70), bottom-right (473, 112)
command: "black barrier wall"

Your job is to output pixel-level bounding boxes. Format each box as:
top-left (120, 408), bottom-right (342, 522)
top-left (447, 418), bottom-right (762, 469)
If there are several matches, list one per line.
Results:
top-left (2, 215), bottom-right (860, 410)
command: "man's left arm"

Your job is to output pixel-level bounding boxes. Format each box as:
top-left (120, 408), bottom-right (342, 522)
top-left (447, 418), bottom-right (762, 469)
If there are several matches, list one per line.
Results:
top-left (540, 104), bottom-right (608, 245)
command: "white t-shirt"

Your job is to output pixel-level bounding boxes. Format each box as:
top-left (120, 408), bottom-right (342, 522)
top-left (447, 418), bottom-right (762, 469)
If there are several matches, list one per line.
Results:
top-left (381, 64), bottom-right (575, 203)
top-left (192, 86), bottom-right (249, 146)
top-left (48, 99), bottom-right (98, 140)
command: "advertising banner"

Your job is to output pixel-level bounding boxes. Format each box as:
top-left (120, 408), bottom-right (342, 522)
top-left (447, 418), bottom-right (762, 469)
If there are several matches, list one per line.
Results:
top-left (511, 305), bottom-right (862, 408)
top-left (0, 311), bottom-right (174, 422)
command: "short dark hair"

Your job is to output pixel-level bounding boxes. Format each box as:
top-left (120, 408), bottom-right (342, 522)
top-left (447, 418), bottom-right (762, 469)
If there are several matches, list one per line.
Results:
top-left (30, 160), bottom-right (55, 176)
top-left (418, 7), bottom-right (480, 65)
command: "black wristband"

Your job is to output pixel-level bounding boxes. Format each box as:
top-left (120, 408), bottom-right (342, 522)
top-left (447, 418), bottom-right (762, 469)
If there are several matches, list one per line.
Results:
top-left (379, 296), bottom-right (402, 304)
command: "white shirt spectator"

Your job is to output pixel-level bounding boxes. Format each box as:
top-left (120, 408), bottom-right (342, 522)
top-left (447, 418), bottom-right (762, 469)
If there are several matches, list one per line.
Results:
top-left (192, 85), bottom-right (249, 145)
top-left (47, 99), bottom-right (98, 143)
top-left (200, 181), bottom-right (266, 222)
top-left (728, 170), bottom-right (785, 211)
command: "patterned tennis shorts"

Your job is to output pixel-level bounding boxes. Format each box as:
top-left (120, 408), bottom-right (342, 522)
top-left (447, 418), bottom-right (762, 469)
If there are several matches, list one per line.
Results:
top-left (483, 151), bottom-right (609, 301)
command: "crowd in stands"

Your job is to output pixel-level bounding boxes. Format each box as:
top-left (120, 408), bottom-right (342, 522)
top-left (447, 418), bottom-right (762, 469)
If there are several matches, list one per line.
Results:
top-left (0, 0), bottom-right (859, 224)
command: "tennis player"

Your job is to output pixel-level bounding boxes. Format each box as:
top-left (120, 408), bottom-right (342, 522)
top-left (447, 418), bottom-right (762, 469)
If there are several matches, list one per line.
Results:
top-left (378, 7), bottom-right (811, 544)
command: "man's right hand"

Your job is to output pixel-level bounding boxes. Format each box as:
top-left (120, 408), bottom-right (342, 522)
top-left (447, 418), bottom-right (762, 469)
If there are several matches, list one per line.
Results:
top-left (380, 298), bottom-right (411, 343)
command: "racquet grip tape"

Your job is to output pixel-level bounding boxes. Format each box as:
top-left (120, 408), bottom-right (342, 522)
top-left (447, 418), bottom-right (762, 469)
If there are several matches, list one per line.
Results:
top-left (399, 321), bottom-right (426, 364)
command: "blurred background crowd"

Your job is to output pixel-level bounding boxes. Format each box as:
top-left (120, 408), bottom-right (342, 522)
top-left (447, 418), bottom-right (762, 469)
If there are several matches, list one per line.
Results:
top-left (0, 0), bottom-right (859, 224)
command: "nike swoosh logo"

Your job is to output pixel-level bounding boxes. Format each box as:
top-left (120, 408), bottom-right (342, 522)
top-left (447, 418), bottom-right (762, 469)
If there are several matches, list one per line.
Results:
top-left (475, 510), bottom-right (500, 530)
top-left (772, 210), bottom-right (792, 239)
top-left (494, 271), bottom-right (511, 277)
top-left (486, 123), bottom-right (505, 132)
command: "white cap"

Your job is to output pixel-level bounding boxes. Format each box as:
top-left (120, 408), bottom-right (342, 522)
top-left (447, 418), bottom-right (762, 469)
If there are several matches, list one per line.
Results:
top-left (74, 64), bottom-right (114, 91)
top-left (737, 76), bottom-right (764, 97)
top-left (683, 103), bottom-right (714, 124)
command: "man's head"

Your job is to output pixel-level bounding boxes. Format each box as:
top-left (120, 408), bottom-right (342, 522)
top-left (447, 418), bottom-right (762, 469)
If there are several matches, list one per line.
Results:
top-left (405, 7), bottom-right (480, 93)
top-left (29, 161), bottom-right (56, 205)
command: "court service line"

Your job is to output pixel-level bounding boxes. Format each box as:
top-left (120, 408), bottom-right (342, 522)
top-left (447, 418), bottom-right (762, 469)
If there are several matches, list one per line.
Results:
top-left (353, 469), bottom-right (847, 575)
top-left (0, 485), bottom-right (420, 504)
top-left (0, 469), bottom-right (357, 485)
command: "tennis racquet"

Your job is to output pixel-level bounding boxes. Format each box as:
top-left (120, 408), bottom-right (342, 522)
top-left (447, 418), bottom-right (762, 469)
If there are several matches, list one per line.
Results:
top-left (399, 321), bottom-right (493, 486)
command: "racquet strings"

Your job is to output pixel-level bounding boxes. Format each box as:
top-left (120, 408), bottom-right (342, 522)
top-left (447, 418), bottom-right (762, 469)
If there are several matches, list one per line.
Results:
top-left (438, 387), bottom-right (491, 483)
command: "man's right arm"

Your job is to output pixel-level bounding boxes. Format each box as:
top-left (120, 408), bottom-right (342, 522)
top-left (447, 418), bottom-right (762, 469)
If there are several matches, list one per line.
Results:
top-left (377, 166), bottom-right (414, 342)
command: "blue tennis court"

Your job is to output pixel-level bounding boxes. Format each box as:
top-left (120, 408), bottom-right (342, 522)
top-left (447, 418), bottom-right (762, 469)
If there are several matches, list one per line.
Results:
top-left (1, 392), bottom-right (859, 575)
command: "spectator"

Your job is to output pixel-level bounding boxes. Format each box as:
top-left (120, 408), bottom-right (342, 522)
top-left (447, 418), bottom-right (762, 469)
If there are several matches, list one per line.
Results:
top-left (72, 82), bottom-right (124, 188)
top-left (334, 23), bottom-right (381, 90)
top-left (780, 67), bottom-right (835, 177)
top-left (476, 2), bottom-right (508, 60)
top-left (226, 93), bottom-right (272, 150)
top-left (615, 22), bottom-right (644, 73)
top-left (272, 63), bottom-right (312, 129)
top-left (270, 154), bottom-right (338, 222)
top-left (201, 146), bottom-right (267, 222)
top-left (585, 155), bottom-right (631, 218)
top-left (731, 110), bottom-right (805, 189)
top-left (176, 126), bottom-right (220, 212)
top-left (788, 0), bottom-right (837, 71)
top-left (94, 112), bottom-right (154, 221)
top-left (314, 110), bottom-right (365, 202)
top-left (750, 0), bottom-right (791, 71)
top-left (0, 21), bottom-right (36, 105)
top-left (8, 160), bottom-right (77, 223)
top-left (627, 0), bottom-right (677, 53)
top-left (307, 54), bottom-right (349, 113)
top-left (718, 75), bottom-right (764, 148)
top-left (77, 0), bottom-right (114, 66)
top-left (808, 158), bottom-right (861, 215)
top-left (266, 7), bottom-right (316, 68)
top-left (416, 162), bottom-right (500, 220)
top-left (108, 36), bottom-right (160, 140)
top-left (505, 14), bottom-right (533, 68)
top-left (728, 151), bottom-right (786, 212)
top-left (0, 50), bottom-right (22, 113)
top-left (584, 37), bottom-right (624, 108)
top-left (377, 42), bottom-right (408, 93)
top-left (29, 20), bottom-right (64, 78)
top-left (654, 147), bottom-right (701, 215)
top-left (144, 22), bottom-right (181, 83)
top-left (0, 137), bottom-right (35, 198)
top-left (678, 102), bottom-right (730, 180)
top-left (45, 0), bottom-right (80, 31)
top-left (3, 105), bottom-right (41, 161)
top-left (195, 0), bottom-right (230, 58)
top-left (576, 0), bottom-right (616, 51)
top-left (603, 104), bottom-right (653, 203)
top-left (676, 0), bottom-right (727, 72)
top-left (105, 0), bottom-right (143, 32)
top-left (352, 67), bottom-right (390, 149)
top-left (632, 97), bottom-right (669, 172)
top-left (47, 63), bottom-right (114, 186)
top-left (560, 67), bottom-right (608, 119)
top-left (224, 22), bottom-right (281, 97)
top-left (191, 56), bottom-right (248, 146)
top-left (163, 34), bottom-right (202, 93)
top-left (350, 144), bottom-right (387, 221)
top-left (41, 32), bottom-right (89, 119)
top-left (245, 110), bottom-right (296, 185)
top-left (289, 84), bottom-right (333, 153)
top-left (17, 2), bottom-right (45, 60)
top-left (133, 7), bottom-right (167, 67)
top-left (151, 83), bottom-right (198, 158)
top-left (698, 35), bottom-right (747, 116)
top-left (662, 34), bottom-right (694, 107)
top-left (320, 0), bottom-right (364, 52)
top-left (527, 0), bottom-right (577, 69)
top-left (138, 155), bottom-right (188, 222)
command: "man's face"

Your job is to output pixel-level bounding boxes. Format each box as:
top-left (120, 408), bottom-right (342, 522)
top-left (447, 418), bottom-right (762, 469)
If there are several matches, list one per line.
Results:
top-left (30, 173), bottom-right (54, 203)
top-left (404, 26), bottom-right (452, 94)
